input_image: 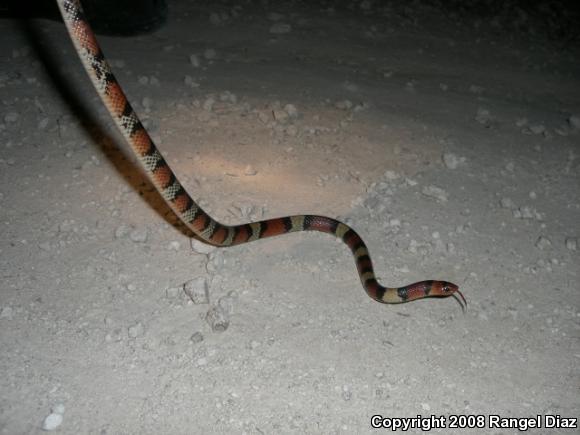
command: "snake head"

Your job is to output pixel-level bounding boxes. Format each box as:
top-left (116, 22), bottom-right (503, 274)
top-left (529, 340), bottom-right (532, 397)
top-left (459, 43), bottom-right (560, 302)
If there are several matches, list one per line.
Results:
top-left (432, 281), bottom-right (466, 309)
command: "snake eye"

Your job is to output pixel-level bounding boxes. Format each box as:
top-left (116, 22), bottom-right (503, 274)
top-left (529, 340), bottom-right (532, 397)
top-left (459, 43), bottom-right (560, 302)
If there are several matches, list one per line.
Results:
top-left (442, 284), bottom-right (451, 293)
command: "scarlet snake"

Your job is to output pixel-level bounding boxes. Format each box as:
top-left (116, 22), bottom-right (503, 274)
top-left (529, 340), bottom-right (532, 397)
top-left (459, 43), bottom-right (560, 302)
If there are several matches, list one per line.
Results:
top-left (55, 0), bottom-right (465, 307)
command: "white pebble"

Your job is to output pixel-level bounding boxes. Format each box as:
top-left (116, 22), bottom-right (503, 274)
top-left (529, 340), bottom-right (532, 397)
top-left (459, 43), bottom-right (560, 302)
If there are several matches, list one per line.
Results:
top-left (442, 152), bottom-right (462, 169)
top-left (565, 237), bottom-right (577, 251)
top-left (52, 404), bottom-right (65, 415)
top-left (41, 413), bottom-right (63, 431)
top-left (500, 197), bottom-right (516, 209)
top-left (389, 218), bottom-right (401, 227)
top-left (129, 228), bottom-right (148, 243)
top-left (165, 287), bottom-right (180, 298)
top-left (206, 251), bottom-right (225, 273)
top-left (209, 13), bottom-right (221, 25)
top-left (38, 117), bottom-right (49, 130)
top-left (183, 277), bottom-right (209, 304)
top-left (167, 241), bottom-right (181, 251)
top-left (335, 100), bottom-right (353, 110)
top-left (568, 114), bottom-right (580, 130)
top-left (218, 291), bottom-right (237, 315)
top-left (285, 125), bottom-right (298, 136)
top-left (475, 107), bottom-right (492, 125)
top-left (515, 117), bottom-right (528, 127)
top-left (244, 164), bottom-right (257, 176)
top-left (128, 322), bottom-right (144, 338)
top-left (272, 109), bottom-right (289, 123)
top-left (4, 112), bottom-right (19, 123)
top-left (203, 97), bottom-right (215, 112)
top-left (114, 224), bottom-right (132, 239)
top-left (421, 185), bottom-right (448, 202)
top-left (268, 12), bottom-right (284, 21)
top-left (141, 97), bottom-right (153, 109)
top-left (0, 306), bottom-right (13, 319)
top-left (190, 331), bottom-right (204, 343)
top-left (184, 75), bottom-right (200, 88)
top-left (189, 54), bottom-right (200, 67)
top-left (204, 48), bottom-right (217, 60)
top-left (206, 305), bottom-right (229, 332)
top-left (529, 124), bottom-right (546, 135)
top-left (535, 236), bottom-right (552, 250)
top-left (190, 238), bottom-right (216, 254)
top-left (269, 23), bottom-right (292, 34)
top-left (284, 103), bottom-right (298, 118)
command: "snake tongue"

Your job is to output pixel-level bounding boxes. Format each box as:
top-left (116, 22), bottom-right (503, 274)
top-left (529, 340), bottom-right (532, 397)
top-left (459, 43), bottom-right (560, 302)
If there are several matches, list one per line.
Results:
top-left (454, 288), bottom-right (467, 311)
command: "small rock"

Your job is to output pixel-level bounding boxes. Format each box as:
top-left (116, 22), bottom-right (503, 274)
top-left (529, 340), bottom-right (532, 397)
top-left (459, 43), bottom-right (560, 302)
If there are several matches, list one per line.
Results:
top-left (209, 12), bottom-right (221, 25)
top-left (272, 109), bottom-right (289, 123)
top-left (183, 277), bottom-right (209, 304)
top-left (206, 305), bottom-right (229, 332)
top-left (203, 97), bottom-right (215, 112)
top-left (513, 206), bottom-right (535, 220)
top-left (529, 124), bottom-right (546, 135)
top-left (421, 185), bottom-right (448, 202)
top-left (218, 291), bottom-right (237, 315)
top-left (206, 251), bottom-right (225, 273)
top-left (190, 238), bottom-right (216, 254)
top-left (189, 54), bottom-right (200, 67)
top-left (244, 165), bottom-right (257, 176)
top-left (285, 125), bottom-right (298, 136)
top-left (4, 112), bottom-right (19, 123)
top-left (268, 12), bottom-right (284, 21)
top-left (335, 100), bottom-right (353, 110)
top-left (0, 306), bottom-right (13, 320)
top-left (475, 107), bottom-right (492, 126)
top-left (52, 404), bottom-right (65, 415)
top-left (565, 237), bottom-right (577, 251)
top-left (41, 413), bottom-right (63, 431)
top-left (535, 236), bottom-right (552, 250)
top-left (204, 48), bottom-right (217, 60)
top-left (284, 103), bottom-right (298, 118)
top-left (515, 117), bottom-right (528, 127)
top-left (442, 152), bottom-right (464, 169)
top-left (568, 114), bottom-right (580, 130)
top-left (500, 197), bottom-right (516, 209)
top-left (128, 322), bottom-right (144, 338)
top-left (167, 241), bottom-right (181, 251)
top-left (270, 23), bottom-right (292, 34)
top-left (190, 331), bottom-right (204, 343)
top-left (38, 117), bottom-right (49, 130)
top-left (469, 85), bottom-right (484, 94)
top-left (141, 97), bottom-right (153, 110)
top-left (257, 111), bottom-right (270, 124)
top-left (165, 287), bottom-right (180, 298)
top-left (183, 75), bottom-right (199, 88)
top-left (129, 228), bottom-right (148, 243)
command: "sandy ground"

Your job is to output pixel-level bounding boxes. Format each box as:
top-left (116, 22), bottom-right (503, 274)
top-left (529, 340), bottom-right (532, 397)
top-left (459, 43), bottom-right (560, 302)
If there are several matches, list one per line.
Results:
top-left (1, 1), bottom-right (579, 434)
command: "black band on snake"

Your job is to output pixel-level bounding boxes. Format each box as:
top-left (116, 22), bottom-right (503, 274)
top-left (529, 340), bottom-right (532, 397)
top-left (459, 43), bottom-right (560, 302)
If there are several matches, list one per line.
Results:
top-left (55, 0), bottom-right (465, 307)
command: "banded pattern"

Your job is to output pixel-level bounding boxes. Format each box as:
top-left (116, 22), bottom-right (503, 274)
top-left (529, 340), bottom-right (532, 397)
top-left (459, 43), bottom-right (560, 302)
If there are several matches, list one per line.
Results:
top-left (56, 0), bottom-right (465, 307)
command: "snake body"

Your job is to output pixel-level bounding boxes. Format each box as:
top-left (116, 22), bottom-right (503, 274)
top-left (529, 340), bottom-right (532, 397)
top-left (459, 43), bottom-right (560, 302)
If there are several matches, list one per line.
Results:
top-left (56, 0), bottom-right (464, 306)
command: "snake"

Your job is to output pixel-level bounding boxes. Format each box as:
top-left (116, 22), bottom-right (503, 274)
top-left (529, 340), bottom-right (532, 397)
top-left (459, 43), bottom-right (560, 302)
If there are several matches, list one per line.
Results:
top-left (55, 0), bottom-right (465, 307)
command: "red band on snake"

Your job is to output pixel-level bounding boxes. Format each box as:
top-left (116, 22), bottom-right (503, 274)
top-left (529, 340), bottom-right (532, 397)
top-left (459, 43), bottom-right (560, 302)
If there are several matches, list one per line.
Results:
top-left (55, 0), bottom-right (465, 307)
